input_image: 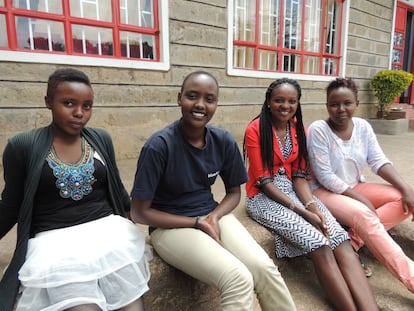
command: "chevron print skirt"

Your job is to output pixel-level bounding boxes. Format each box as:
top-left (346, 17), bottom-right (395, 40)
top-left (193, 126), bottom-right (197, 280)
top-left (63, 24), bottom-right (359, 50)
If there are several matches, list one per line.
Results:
top-left (246, 174), bottom-right (349, 258)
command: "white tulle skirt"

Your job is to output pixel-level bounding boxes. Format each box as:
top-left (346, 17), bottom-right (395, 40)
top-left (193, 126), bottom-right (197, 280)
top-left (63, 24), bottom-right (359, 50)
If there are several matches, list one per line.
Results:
top-left (16, 214), bottom-right (152, 311)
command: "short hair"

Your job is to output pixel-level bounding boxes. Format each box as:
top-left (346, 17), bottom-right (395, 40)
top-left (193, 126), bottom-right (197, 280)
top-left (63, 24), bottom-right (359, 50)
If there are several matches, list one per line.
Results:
top-left (180, 71), bottom-right (219, 94)
top-left (326, 77), bottom-right (358, 100)
top-left (46, 68), bottom-right (91, 100)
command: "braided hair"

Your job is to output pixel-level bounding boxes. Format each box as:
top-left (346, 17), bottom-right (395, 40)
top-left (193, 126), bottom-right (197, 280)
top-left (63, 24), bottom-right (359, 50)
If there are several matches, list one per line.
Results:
top-left (245, 78), bottom-right (308, 175)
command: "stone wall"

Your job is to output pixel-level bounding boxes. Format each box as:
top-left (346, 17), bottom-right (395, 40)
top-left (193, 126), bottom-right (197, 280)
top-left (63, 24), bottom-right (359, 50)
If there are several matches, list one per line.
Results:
top-left (346, 0), bottom-right (394, 103)
top-left (0, 0), bottom-right (392, 165)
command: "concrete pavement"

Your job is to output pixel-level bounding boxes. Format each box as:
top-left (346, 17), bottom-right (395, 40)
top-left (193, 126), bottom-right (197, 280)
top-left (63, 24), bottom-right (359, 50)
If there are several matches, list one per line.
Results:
top-left (1, 131), bottom-right (414, 310)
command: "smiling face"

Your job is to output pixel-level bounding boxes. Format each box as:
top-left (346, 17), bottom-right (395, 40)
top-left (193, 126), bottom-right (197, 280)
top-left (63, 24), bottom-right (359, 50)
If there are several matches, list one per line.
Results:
top-left (268, 83), bottom-right (298, 125)
top-left (326, 86), bottom-right (358, 128)
top-left (178, 73), bottom-right (218, 130)
top-left (45, 81), bottom-right (93, 139)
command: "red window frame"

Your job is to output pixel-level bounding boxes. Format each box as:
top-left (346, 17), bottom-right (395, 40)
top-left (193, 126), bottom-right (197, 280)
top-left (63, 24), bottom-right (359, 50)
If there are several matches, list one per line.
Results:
top-left (232, 0), bottom-right (345, 76)
top-left (0, 0), bottom-right (160, 62)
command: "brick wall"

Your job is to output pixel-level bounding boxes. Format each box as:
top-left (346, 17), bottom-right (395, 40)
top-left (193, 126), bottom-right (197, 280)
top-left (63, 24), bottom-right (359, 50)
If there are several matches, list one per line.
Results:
top-left (0, 0), bottom-right (393, 164)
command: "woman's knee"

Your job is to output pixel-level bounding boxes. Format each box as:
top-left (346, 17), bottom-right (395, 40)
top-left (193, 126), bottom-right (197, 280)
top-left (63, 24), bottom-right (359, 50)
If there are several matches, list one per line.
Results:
top-left (219, 264), bottom-right (254, 295)
top-left (309, 245), bottom-right (335, 263)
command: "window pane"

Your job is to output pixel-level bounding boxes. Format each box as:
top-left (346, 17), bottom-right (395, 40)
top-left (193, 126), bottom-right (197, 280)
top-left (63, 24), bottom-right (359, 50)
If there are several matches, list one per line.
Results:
top-left (120, 31), bottom-right (155, 59)
top-left (233, 46), bottom-right (255, 69)
top-left (70, 0), bottom-right (112, 22)
top-left (282, 53), bottom-right (299, 72)
top-left (260, 0), bottom-right (280, 46)
top-left (394, 32), bottom-right (403, 48)
top-left (324, 0), bottom-right (339, 54)
top-left (0, 0), bottom-right (4, 6)
top-left (304, 0), bottom-right (321, 52)
top-left (303, 55), bottom-right (320, 74)
top-left (16, 17), bottom-right (65, 51)
top-left (72, 24), bottom-right (113, 55)
top-left (234, 0), bottom-right (255, 41)
top-left (392, 49), bottom-right (401, 63)
top-left (323, 58), bottom-right (337, 75)
top-left (120, 0), bottom-right (154, 28)
top-left (258, 50), bottom-right (278, 70)
top-left (284, 0), bottom-right (301, 50)
top-left (0, 14), bottom-right (6, 46)
top-left (13, 0), bottom-right (62, 14)
top-left (232, 0), bottom-right (342, 75)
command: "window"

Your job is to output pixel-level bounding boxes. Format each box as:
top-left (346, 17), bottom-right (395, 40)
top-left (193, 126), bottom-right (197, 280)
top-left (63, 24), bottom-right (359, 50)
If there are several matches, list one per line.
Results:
top-left (0, 0), bottom-right (169, 70)
top-left (228, 0), bottom-right (346, 80)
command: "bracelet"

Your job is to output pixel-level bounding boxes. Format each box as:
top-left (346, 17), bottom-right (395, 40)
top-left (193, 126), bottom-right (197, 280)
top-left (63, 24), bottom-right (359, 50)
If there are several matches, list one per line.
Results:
top-left (305, 200), bottom-right (316, 209)
top-left (194, 216), bottom-right (200, 228)
top-left (255, 176), bottom-right (273, 188)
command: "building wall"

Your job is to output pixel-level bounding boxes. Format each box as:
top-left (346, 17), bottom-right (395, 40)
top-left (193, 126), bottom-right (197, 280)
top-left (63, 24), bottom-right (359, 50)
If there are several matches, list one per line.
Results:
top-left (0, 0), bottom-right (394, 163)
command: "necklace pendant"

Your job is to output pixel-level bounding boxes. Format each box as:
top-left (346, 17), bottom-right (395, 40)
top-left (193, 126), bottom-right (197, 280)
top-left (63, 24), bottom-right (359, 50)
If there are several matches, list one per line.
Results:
top-left (47, 137), bottom-right (95, 201)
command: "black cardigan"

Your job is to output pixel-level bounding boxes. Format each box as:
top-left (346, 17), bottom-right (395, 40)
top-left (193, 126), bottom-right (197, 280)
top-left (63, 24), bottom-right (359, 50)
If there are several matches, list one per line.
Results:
top-left (0, 126), bottom-right (130, 310)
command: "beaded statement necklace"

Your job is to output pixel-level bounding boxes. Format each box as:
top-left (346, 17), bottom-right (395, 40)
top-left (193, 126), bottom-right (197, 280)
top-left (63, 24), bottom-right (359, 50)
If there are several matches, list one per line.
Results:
top-left (46, 137), bottom-right (96, 201)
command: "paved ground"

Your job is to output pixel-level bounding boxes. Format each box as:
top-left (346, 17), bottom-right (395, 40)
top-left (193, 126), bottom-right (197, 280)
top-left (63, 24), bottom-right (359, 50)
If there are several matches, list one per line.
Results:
top-left (1, 131), bottom-right (414, 310)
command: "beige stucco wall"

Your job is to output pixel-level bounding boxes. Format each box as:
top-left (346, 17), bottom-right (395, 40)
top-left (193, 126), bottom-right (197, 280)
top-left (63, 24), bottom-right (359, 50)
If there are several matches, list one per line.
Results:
top-left (0, 0), bottom-right (393, 163)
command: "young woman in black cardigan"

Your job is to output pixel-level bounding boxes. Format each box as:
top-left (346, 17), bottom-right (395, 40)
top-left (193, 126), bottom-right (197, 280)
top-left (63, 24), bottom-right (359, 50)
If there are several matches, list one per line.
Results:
top-left (0, 68), bottom-right (151, 311)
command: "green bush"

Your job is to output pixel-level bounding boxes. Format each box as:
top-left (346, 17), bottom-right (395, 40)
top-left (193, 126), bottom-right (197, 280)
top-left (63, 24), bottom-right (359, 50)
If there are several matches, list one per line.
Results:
top-left (370, 69), bottom-right (413, 118)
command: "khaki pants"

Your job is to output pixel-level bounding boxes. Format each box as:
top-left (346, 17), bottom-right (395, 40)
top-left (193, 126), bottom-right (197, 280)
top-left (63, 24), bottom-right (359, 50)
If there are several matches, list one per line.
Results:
top-left (151, 213), bottom-right (296, 311)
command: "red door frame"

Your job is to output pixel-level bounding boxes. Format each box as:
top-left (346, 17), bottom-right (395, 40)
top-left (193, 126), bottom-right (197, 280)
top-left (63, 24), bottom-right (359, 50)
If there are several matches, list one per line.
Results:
top-left (395, 2), bottom-right (414, 105)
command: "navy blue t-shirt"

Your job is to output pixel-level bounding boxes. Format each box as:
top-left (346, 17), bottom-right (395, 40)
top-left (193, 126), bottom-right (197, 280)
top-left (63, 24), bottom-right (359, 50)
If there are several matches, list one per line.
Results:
top-left (130, 120), bottom-right (248, 217)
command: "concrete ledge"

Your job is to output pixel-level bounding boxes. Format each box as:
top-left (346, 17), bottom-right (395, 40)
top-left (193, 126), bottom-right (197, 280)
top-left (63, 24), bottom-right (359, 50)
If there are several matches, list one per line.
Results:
top-left (367, 118), bottom-right (408, 135)
top-left (143, 253), bottom-right (220, 310)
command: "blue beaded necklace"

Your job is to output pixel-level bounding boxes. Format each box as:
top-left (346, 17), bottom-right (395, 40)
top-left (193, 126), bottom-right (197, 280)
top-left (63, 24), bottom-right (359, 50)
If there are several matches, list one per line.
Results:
top-left (46, 137), bottom-right (96, 201)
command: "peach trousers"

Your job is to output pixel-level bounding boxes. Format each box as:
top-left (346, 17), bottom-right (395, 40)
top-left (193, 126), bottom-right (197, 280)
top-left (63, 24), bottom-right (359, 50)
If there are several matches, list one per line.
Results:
top-left (313, 182), bottom-right (414, 293)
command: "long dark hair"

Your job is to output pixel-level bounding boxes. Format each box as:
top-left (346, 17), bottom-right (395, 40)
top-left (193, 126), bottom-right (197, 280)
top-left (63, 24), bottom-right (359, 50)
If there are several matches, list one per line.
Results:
top-left (244, 78), bottom-right (308, 175)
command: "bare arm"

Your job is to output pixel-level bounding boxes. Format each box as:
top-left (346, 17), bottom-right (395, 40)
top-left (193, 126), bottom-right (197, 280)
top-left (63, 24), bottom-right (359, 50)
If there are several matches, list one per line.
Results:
top-left (260, 178), bottom-right (328, 236)
top-left (341, 187), bottom-right (376, 213)
top-left (203, 186), bottom-right (241, 244)
top-left (130, 186), bottom-right (242, 244)
top-left (293, 177), bottom-right (329, 237)
top-left (130, 199), bottom-right (198, 228)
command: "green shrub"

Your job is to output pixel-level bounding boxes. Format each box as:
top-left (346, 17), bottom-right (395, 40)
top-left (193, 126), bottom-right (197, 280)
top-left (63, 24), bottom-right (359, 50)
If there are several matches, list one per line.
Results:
top-left (370, 69), bottom-right (413, 118)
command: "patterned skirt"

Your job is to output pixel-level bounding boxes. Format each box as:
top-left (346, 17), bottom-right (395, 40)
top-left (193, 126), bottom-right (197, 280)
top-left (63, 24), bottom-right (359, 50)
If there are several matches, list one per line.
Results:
top-left (246, 174), bottom-right (348, 258)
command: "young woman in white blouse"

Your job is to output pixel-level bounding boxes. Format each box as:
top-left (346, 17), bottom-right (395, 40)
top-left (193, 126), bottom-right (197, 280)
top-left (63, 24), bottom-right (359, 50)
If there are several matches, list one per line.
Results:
top-left (307, 77), bottom-right (414, 293)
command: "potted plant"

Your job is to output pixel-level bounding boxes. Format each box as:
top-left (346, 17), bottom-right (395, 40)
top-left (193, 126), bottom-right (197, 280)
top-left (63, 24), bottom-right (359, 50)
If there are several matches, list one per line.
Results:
top-left (370, 69), bottom-right (413, 119)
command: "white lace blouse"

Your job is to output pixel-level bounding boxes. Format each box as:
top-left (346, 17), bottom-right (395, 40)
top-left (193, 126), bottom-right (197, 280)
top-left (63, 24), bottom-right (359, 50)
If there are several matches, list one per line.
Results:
top-left (307, 117), bottom-right (391, 193)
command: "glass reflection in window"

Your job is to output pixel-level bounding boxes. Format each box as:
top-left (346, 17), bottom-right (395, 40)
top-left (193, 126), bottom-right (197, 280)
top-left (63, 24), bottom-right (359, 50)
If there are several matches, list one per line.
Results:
top-left (120, 31), bottom-right (155, 59)
top-left (70, 0), bottom-right (112, 22)
top-left (16, 17), bottom-right (65, 51)
top-left (72, 24), bottom-right (113, 55)
top-left (13, 0), bottom-right (62, 14)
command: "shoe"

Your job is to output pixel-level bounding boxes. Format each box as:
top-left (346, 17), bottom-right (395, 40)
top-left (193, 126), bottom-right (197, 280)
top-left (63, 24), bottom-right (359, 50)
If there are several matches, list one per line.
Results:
top-left (356, 252), bottom-right (373, 278)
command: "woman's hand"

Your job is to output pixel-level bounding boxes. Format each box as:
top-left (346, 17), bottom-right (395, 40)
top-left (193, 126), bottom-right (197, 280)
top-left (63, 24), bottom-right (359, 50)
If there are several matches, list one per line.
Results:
top-left (401, 187), bottom-right (414, 221)
top-left (343, 188), bottom-right (377, 214)
top-left (198, 215), bottom-right (223, 246)
top-left (303, 204), bottom-right (329, 238)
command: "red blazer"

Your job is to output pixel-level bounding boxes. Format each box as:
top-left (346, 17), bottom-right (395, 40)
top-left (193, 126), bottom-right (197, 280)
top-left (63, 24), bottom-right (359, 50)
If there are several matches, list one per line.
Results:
top-left (245, 117), bottom-right (305, 198)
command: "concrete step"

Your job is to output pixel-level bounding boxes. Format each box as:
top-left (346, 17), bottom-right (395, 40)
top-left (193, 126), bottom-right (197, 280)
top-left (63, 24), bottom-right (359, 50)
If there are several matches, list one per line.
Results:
top-left (398, 104), bottom-right (414, 131)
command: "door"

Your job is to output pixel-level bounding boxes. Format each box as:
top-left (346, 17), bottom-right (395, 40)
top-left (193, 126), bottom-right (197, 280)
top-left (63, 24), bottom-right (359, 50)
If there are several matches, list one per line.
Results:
top-left (394, 2), bottom-right (414, 105)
